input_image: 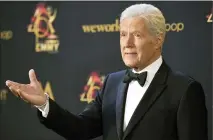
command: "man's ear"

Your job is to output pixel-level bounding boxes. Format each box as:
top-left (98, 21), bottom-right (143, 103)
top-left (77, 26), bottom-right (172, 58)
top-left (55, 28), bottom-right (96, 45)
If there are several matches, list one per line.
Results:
top-left (153, 33), bottom-right (164, 50)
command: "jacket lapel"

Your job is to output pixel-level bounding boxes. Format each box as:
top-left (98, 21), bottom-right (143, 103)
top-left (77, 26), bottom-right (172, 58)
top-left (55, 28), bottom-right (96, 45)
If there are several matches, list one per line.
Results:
top-left (123, 61), bottom-right (169, 140)
top-left (116, 81), bottom-right (129, 140)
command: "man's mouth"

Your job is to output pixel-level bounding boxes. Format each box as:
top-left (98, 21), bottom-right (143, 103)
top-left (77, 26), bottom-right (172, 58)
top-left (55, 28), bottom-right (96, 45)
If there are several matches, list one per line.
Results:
top-left (125, 52), bottom-right (137, 55)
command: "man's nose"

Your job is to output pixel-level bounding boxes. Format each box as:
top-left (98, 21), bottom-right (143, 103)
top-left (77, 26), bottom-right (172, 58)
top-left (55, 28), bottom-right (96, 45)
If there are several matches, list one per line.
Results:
top-left (125, 34), bottom-right (134, 47)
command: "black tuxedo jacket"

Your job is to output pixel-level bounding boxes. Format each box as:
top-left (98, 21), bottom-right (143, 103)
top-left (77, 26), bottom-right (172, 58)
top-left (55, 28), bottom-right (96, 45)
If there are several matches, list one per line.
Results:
top-left (38, 61), bottom-right (208, 140)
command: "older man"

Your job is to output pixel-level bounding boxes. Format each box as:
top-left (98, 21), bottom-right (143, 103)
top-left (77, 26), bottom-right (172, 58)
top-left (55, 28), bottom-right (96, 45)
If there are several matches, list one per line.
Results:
top-left (6, 3), bottom-right (207, 140)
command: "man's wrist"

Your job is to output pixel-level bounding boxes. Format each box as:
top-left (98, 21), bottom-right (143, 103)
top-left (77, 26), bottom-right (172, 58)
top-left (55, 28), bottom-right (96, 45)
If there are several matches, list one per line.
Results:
top-left (35, 93), bottom-right (49, 109)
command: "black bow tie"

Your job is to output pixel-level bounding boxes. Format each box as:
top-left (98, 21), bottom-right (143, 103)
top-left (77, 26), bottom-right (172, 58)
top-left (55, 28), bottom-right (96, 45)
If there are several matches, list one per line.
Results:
top-left (123, 69), bottom-right (147, 86)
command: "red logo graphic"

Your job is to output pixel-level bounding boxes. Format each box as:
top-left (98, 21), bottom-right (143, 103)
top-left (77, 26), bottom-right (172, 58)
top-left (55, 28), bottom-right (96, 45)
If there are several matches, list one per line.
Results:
top-left (206, 8), bottom-right (212, 23)
top-left (27, 3), bottom-right (59, 53)
top-left (80, 72), bottom-right (105, 103)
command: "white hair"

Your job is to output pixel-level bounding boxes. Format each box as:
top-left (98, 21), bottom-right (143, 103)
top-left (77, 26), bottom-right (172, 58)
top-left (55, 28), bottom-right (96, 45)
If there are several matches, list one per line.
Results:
top-left (120, 3), bottom-right (166, 39)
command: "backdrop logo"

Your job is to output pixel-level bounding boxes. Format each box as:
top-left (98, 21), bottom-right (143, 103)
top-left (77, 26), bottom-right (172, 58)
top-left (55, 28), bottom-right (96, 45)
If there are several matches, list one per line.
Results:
top-left (82, 19), bottom-right (184, 33)
top-left (0, 89), bottom-right (8, 103)
top-left (40, 81), bottom-right (55, 101)
top-left (80, 72), bottom-right (105, 103)
top-left (82, 19), bottom-right (120, 33)
top-left (0, 30), bottom-right (13, 40)
top-left (27, 3), bottom-right (59, 53)
top-left (165, 23), bottom-right (184, 32)
top-left (206, 8), bottom-right (212, 23)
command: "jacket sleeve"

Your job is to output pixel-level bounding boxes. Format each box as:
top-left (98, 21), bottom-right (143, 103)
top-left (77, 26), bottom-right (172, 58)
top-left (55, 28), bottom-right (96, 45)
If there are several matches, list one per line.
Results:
top-left (38, 75), bottom-right (110, 140)
top-left (177, 81), bottom-right (208, 140)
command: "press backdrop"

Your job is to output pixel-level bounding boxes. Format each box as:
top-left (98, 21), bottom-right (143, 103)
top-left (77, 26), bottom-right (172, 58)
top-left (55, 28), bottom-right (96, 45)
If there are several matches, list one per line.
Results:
top-left (0, 1), bottom-right (212, 140)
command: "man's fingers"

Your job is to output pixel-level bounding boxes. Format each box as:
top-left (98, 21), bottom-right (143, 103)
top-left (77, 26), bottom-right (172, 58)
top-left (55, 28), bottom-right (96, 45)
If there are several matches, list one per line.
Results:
top-left (6, 81), bottom-right (28, 96)
top-left (6, 80), bottom-right (24, 89)
top-left (9, 87), bottom-right (30, 103)
top-left (29, 69), bottom-right (38, 85)
top-left (9, 86), bottom-right (20, 97)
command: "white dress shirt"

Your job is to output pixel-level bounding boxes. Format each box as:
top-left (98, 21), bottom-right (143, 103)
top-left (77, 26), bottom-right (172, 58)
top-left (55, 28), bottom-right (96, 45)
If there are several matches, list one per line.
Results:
top-left (37, 56), bottom-right (163, 130)
top-left (123, 56), bottom-right (162, 131)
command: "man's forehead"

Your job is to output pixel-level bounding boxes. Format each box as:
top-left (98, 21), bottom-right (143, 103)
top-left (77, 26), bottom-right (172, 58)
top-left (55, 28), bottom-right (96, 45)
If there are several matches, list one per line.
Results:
top-left (120, 17), bottom-right (146, 29)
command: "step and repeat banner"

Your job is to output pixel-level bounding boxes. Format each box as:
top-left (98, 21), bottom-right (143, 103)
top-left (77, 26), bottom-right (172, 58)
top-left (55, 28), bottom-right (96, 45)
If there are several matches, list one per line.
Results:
top-left (0, 1), bottom-right (212, 140)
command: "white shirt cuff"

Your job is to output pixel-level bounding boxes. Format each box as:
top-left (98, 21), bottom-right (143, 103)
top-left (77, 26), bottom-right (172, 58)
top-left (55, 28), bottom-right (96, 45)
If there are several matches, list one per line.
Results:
top-left (35, 93), bottom-right (50, 118)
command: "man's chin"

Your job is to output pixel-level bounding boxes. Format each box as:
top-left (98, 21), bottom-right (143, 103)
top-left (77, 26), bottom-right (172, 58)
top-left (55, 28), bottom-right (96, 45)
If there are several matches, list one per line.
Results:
top-left (124, 62), bottom-right (138, 69)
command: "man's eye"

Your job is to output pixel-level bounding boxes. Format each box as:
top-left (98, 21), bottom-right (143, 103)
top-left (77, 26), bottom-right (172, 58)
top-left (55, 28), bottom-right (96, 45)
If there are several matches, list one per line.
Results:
top-left (134, 33), bottom-right (141, 37)
top-left (120, 33), bottom-right (126, 37)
